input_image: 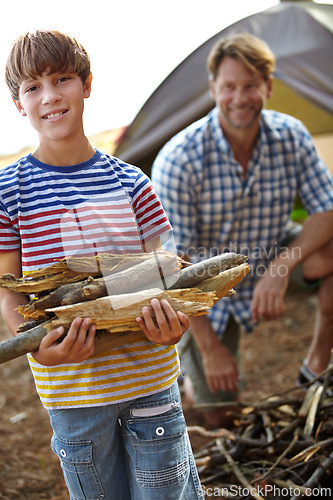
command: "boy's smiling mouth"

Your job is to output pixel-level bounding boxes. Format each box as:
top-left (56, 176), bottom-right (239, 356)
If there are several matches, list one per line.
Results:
top-left (43, 110), bottom-right (68, 120)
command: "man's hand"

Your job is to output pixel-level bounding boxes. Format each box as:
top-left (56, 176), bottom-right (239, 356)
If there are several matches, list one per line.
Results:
top-left (251, 263), bottom-right (289, 322)
top-left (252, 212), bottom-right (333, 323)
top-left (201, 342), bottom-right (239, 393)
top-left (136, 298), bottom-right (189, 345)
top-left (31, 317), bottom-right (96, 366)
top-left (189, 315), bottom-right (239, 394)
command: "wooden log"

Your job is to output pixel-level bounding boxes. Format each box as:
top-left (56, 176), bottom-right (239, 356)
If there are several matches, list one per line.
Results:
top-left (46, 288), bottom-right (217, 332)
top-left (93, 329), bottom-right (148, 355)
top-left (0, 322), bottom-right (148, 364)
top-left (0, 252), bottom-right (250, 364)
top-left (289, 437), bottom-right (333, 465)
top-left (17, 253), bottom-right (181, 318)
top-left (192, 371), bottom-right (333, 494)
top-left (0, 287), bottom-right (216, 364)
top-left (17, 253), bottom-right (248, 320)
top-left (168, 252), bottom-right (248, 289)
top-left (216, 438), bottom-right (265, 500)
top-left (197, 263), bottom-right (250, 298)
top-left (0, 323), bottom-right (49, 364)
top-left (0, 251), bottom-right (185, 294)
top-left (292, 450), bottom-right (333, 496)
top-left (303, 385), bottom-right (324, 438)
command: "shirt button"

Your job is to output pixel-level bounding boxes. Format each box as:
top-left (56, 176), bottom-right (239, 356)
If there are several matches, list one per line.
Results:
top-left (156, 426), bottom-right (165, 436)
top-left (60, 449), bottom-right (67, 458)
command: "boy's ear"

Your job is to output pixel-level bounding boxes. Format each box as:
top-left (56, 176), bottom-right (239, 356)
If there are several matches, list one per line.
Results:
top-left (83, 73), bottom-right (93, 98)
top-left (13, 98), bottom-right (27, 116)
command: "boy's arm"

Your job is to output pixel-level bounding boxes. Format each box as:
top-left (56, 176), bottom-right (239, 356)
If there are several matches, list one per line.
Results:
top-left (0, 250), bottom-right (96, 366)
top-left (143, 236), bottom-right (163, 253)
top-left (0, 250), bottom-right (29, 336)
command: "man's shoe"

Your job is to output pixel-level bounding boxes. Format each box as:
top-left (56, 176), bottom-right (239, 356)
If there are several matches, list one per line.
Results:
top-left (297, 362), bottom-right (333, 397)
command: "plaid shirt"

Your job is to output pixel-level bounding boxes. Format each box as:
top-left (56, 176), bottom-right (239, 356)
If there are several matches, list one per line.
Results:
top-left (152, 108), bottom-right (333, 335)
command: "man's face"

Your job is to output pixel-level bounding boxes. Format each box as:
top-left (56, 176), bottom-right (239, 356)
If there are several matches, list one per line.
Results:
top-left (209, 56), bottom-right (272, 132)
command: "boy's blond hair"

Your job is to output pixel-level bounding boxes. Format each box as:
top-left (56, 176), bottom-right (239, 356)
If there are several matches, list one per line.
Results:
top-left (207, 32), bottom-right (275, 82)
top-left (5, 29), bottom-right (91, 100)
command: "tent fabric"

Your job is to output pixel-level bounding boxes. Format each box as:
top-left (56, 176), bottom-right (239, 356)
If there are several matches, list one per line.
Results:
top-left (115, 2), bottom-right (333, 171)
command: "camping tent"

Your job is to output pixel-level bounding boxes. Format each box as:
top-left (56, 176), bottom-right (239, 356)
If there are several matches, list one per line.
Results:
top-left (114, 1), bottom-right (333, 176)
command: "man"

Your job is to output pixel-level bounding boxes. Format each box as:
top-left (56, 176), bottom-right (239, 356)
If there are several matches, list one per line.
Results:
top-left (152, 33), bottom-right (333, 428)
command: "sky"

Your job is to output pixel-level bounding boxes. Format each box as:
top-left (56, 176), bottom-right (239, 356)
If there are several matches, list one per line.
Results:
top-left (0, 0), bottom-right (329, 156)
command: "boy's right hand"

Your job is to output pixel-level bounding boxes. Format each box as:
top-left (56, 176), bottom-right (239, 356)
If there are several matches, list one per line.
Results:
top-left (31, 317), bottom-right (96, 366)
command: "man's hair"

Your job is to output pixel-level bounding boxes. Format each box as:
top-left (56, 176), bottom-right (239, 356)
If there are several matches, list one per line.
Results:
top-left (5, 29), bottom-right (91, 100)
top-left (207, 32), bottom-right (275, 82)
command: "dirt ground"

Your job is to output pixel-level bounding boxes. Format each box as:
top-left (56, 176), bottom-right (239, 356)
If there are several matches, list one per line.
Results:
top-left (0, 286), bottom-right (319, 499)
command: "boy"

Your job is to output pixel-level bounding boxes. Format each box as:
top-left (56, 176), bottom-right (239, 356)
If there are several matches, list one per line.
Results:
top-left (0, 30), bottom-right (204, 499)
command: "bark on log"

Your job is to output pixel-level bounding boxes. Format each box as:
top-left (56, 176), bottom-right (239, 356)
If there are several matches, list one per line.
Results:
top-left (93, 329), bottom-right (148, 355)
top-left (0, 323), bottom-right (148, 364)
top-left (197, 263), bottom-right (250, 298)
top-left (46, 287), bottom-right (217, 332)
top-left (0, 288), bottom-right (216, 363)
top-left (18, 253), bottom-right (181, 319)
top-left (0, 251), bottom-right (185, 294)
top-left (0, 323), bottom-right (49, 364)
top-left (0, 252), bottom-right (249, 364)
top-left (168, 252), bottom-right (247, 289)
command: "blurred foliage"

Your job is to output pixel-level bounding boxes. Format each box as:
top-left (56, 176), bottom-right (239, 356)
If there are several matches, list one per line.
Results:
top-left (291, 197), bottom-right (308, 223)
top-left (267, 79), bottom-right (333, 135)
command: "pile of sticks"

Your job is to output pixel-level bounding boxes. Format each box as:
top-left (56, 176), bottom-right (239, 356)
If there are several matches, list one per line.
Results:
top-left (0, 250), bottom-right (249, 363)
top-left (189, 364), bottom-right (333, 500)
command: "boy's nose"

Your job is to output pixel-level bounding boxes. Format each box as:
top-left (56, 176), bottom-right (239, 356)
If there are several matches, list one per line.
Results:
top-left (42, 86), bottom-right (62, 105)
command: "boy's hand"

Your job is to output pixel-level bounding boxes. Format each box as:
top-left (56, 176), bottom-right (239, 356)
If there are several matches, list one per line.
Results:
top-left (31, 317), bottom-right (96, 366)
top-left (136, 298), bottom-right (189, 345)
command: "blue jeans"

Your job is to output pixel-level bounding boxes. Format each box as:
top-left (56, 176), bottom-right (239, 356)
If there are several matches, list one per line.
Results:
top-left (48, 382), bottom-right (203, 499)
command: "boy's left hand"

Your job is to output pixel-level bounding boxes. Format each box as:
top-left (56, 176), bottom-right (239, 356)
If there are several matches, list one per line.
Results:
top-left (136, 299), bottom-right (189, 345)
top-left (31, 317), bottom-right (96, 366)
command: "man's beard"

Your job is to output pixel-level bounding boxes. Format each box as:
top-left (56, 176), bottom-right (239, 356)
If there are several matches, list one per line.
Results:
top-left (223, 106), bottom-right (262, 130)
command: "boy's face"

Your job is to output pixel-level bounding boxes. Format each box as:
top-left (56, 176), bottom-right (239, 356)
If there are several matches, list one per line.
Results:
top-left (14, 70), bottom-right (92, 145)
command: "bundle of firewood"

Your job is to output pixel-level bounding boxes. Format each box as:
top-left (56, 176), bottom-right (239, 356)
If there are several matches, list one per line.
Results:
top-left (0, 251), bottom-right (249, 363)
top-left (188, 363), bottom-right (333, 499)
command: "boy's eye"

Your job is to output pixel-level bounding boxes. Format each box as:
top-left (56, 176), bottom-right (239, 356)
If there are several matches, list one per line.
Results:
top-left (58, 76), bottom-right (71, 83)
top-left (26, 86), bottom-right (38, 93)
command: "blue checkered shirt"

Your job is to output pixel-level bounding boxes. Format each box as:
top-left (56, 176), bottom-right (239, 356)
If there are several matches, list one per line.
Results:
top-left (152, 107), bottom-right (333, 336)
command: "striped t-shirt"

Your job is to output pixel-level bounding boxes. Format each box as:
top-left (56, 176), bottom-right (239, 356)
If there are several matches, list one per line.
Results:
top-left (0, 149), bottom-right (179, 409)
